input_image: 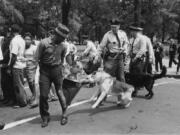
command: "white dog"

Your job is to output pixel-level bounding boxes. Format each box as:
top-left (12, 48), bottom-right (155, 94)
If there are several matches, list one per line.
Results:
top-left (87, 71), bottom-right (134, 109)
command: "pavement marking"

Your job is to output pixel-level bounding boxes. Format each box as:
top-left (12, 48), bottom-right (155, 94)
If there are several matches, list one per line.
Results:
top-left (2, 97), bottom-right (96, 131)
top-left (2, 80), bottom-right (180, 131)
top-left (3, 116), bottom-right (40, 130)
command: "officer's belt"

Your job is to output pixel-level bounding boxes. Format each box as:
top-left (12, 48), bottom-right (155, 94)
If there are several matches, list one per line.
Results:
top-left (108, 52), bottom-right (123, 58)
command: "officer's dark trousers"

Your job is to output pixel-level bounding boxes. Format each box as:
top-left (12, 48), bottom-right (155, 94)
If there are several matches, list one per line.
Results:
top-left (169, 54), bottom-right (177, 67)
top-left (129, 58), bottom-right (145, 74)
top-left (103, 54), bottom-right (125, 82)
top-left (143, 55), bottom-right (152, 74)
top-left (39, 65), bottom-right (66, 120)
top-left (155, 57), bottom-right (163, 72)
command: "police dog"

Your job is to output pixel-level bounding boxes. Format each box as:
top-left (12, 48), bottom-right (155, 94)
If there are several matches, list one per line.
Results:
top-left (125, 66), bottom-right (167, 99)
top-left (86, 71), bottom-right (134, 109)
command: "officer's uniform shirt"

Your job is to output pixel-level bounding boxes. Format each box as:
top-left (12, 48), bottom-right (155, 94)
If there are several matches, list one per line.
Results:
top-left (97, 30), bottom-right (129, 55)
top-left (129, 33), bottom-right (147, 59)
top-left (144, 35), bottom-right (155, 64)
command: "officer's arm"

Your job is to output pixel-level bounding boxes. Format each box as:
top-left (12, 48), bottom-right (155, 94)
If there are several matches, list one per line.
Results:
top-left (97, 33), bottom-right (108, 57)
top-left (148, 39), bottom-right (155, 63)
top-left (122, 32), bottom-right (129, 55)
top-left (135, 38), bottom-right (146, 59)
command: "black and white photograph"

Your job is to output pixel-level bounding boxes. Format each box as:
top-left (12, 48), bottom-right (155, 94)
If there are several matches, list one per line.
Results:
top-left (0, 0), bottom-right (180, 134)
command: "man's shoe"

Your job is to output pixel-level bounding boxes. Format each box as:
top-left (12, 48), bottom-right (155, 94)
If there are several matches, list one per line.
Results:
top-left (41, 117), bottom-right (50, 128)
top-left (61, 116), bottom-right (68, 126)
top-left (29, 100), bottom-right (38, 109)
top-left (0, 122), bottom-right (5, 130)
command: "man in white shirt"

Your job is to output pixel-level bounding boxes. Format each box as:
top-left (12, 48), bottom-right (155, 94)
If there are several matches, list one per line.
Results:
top-left (7, 24), bottom-right (27, 107)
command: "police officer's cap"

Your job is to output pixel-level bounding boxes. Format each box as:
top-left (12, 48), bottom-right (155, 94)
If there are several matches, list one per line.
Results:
top-left (129, 23), bottom-right (143, 31)
top-left (110, 18), bottom-right (120, 25)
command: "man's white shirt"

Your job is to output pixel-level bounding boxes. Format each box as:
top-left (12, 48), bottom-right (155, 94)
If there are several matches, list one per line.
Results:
top-left (9, 35), bottom-right (26, 69)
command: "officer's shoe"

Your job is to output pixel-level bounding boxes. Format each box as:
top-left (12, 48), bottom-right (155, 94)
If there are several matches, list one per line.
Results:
top-left (41, 117), bottom-right (50, 128)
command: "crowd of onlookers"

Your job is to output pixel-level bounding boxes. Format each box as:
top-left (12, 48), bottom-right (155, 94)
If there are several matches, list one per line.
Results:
top-left (0, 25), bottom-right (79, 109)
top-left (153, 39), bottom-right (180, 74)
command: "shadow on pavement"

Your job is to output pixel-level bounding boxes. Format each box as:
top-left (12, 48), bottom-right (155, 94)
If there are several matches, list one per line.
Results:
top-left (166, 75), bottom-right (180, 79)
top-left (68, 105), bottom-right (124, 117)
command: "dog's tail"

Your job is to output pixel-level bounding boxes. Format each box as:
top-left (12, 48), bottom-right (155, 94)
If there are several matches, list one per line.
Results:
top-left (153, 66), bottom-right (167, 80)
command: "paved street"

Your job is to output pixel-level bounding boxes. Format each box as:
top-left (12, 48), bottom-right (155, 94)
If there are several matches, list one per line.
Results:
top-left (1, 54), bottom-right (180, 135)
top-left (1, 76), bottom-right (180, 134)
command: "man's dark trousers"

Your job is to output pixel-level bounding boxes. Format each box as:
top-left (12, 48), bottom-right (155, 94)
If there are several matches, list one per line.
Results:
top-left (1, 67), bottom-right (15, 101)
top-left (12, 68), bottom-right (27, 106)
top-left (169, 54), bottom-right (177, 67)
top-left (155, 57), bottom-right (163, 72)
top-left (39, 65), bottom-right (66, 120)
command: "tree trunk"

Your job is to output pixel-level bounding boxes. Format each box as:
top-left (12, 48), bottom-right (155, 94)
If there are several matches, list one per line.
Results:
top-left (162, 20), bottom-right (165, 43)
top-left (177, 22), bottom-right (180, 43)
top-left (134, 0), bottom-right (141, 25)
top-left (62, 0), bottom-right (71, 26)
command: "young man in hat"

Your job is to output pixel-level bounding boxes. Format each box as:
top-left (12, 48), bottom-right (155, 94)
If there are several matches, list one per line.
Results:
top-left (94, 18), bottom-right (129, 105)
top-left (129, 25), bottom-right (147, 74)
top-left (35, 23), bottom-right (69, 127)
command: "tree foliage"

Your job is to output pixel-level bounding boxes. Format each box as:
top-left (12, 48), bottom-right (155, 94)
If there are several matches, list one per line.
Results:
top-left (0, 0), bottom-right (180, 42)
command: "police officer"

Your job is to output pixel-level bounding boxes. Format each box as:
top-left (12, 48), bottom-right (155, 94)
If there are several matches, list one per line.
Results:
top-left (94, 18), bottom-right (129, 105)
top-left (129, 25), bottom-right (147, 97)
top-left (129, 25), bottom-right (147, 74)
top-left (36, 23), bottom-right (69, 128)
